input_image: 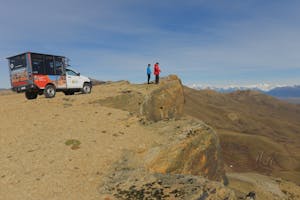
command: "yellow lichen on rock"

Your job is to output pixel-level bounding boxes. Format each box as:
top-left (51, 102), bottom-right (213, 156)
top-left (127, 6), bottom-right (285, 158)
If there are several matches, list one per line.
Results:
top-left (146, 123), bottom-right (226, 182)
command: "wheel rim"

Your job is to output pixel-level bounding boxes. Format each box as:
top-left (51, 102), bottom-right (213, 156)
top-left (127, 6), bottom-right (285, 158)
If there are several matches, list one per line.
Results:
top-left (47, 87), bottom-right (55, 96)
top-left (84, 85), bottom-right (90, 93)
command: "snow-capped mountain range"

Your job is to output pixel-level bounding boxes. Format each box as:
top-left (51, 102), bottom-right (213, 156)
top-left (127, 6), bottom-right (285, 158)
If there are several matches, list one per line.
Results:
top-left (188, 84), bottom-right (300, 98)
top-left (189, 83), bottom-right (284, 92)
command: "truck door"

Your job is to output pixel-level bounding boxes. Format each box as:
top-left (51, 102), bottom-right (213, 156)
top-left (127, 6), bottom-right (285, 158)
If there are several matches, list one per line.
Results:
top-left (66, 69), bottom-right (82, 88)
top-left (54, 57), bottom-right (67, 89)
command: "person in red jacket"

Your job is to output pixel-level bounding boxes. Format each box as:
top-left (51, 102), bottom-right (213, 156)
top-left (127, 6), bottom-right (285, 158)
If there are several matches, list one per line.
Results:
top-left (154, 62), bottom-right (161, 84)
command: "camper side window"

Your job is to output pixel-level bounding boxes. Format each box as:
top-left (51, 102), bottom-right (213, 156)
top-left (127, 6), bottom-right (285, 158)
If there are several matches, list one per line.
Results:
top-left (45, 56), bottom-right (55, 75)
top-left (55, 57), bottom-right (64, 75)
top-left (9, 55), bottom-right (26, 70)
top-left (31, 54), bottom-right (44, 74)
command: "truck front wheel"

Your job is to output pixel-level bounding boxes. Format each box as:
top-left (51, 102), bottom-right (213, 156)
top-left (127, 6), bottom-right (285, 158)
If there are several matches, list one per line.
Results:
top-left (44, 85), bottom-right (56, 98)
top-left (25, 91), bottom-right (38, 100)
top-left (82, 83), bottom-right (91, 94)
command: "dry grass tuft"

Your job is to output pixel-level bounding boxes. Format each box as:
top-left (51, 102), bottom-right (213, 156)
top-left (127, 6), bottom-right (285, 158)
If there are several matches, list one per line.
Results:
top-left (65, 139), bottom-right (81, 150)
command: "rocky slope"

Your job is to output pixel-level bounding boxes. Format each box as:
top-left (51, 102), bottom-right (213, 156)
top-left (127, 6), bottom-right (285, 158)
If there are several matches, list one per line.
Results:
top-left (184, 87), bottom-right (300, 185)
top-left (94, 75), bottom-right (234, 199)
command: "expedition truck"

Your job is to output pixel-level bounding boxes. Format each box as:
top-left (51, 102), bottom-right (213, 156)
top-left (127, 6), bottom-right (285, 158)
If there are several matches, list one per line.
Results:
top-left (7, 52), bottom-right (92, 100)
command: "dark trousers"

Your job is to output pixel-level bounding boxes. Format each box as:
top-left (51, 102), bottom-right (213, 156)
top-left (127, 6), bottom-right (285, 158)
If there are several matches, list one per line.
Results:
top-left (147, 74), bottom-right (151, 84)
top-left (155, 75), bottom-right (159, 84)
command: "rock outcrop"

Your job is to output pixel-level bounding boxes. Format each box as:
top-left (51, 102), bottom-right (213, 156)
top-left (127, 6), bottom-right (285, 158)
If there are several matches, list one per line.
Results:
top-left (96, 75), bottom-right (226, 183)
top-left (100, 119), bottom-right (230, 200)
top-left (100, 170), bottom-right (236, 200)
top-left (146, 122), bottom-right (226, 183)
top-left (141, 75), bottom-right (185, 121)
top-left (95, 75), bottom-right (231, 198)
top-left (95, 75), bottom-right (185, 122)
top-left (99, 152), bottom-right (236, 200)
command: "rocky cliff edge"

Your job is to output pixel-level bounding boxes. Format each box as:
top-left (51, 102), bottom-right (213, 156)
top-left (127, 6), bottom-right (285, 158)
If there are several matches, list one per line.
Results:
top-left (97, 75), bottom-right (234, 199)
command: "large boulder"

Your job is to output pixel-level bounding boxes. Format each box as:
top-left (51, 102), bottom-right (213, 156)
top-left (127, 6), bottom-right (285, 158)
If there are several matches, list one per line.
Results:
top-left (91, 75), bottom-right (185, 122)
top-left (99, 151), bottom-right (236, 200)
top-left (146, 122), bottom-right (227, 183)
top-left (141, 75), bottom-right (184, 121)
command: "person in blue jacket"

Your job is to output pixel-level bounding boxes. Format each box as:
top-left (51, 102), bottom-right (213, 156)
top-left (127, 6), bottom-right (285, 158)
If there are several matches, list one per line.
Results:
top-left (147, 64), bottom-right (151, 84)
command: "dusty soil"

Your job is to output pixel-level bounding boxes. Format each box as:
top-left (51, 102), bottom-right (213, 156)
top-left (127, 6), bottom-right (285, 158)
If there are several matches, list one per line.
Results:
top-left (0, 83), bottom-right (165, 200)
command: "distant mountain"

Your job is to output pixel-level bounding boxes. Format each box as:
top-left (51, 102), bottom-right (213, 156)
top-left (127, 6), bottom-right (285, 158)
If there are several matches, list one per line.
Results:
top-left (189, 84), bottom-right (300, 98)
top-left (280, 97), bottom-right (300, 104)
top-left (0, 88), bottom-right (12, 96)
top-left (189, 83), bottom-right (277, 93)
top-left (266, 85), bottom-right (300, 98)
top-left (89, 78), bottom-right (106, 86)
top-left (213, 86), bottom-right (264, 93)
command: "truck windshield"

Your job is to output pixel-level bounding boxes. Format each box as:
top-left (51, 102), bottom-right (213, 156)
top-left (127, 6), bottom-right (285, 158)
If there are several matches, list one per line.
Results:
top-left (9, 54), bottom-right (26, 70)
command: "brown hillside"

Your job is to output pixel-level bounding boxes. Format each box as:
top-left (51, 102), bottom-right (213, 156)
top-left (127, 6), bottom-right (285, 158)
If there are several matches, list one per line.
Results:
top-left (184, 86), bottom-right (300, 184)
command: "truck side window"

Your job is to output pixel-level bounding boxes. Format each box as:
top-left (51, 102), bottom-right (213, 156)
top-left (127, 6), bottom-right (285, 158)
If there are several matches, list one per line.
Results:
top-left (66, 69), bottom-right (78, 76)
top-left (45, 56), bottom-right (55, 75)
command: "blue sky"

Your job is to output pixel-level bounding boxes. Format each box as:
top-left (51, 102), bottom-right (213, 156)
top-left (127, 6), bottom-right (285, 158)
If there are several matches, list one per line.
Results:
top-left (0, 0), bottom-right (300, 88)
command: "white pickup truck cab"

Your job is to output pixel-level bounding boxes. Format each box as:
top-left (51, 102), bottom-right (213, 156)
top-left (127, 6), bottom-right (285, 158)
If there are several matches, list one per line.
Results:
top-left (64, 68), bottom-right (92, 95)
top-left (7, 52), bottom-right (92, 99)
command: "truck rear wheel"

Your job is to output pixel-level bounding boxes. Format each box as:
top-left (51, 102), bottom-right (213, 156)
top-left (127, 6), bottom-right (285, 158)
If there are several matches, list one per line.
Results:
top-left (25, 91), bottom-right (38, 100)
top-left (82, 83), bottom-right (91, 94)
top-left (44, 85), bottom-right (56, 98)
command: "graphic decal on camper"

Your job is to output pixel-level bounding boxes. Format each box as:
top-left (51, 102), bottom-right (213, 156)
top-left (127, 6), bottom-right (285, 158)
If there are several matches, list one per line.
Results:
top-left (11, 68), bottom-right (28, 87)
top-left (34, 75), bottom-right (66, 89)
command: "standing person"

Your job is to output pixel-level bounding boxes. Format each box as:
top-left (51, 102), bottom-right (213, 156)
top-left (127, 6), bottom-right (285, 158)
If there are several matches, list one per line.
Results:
top-left (146, 64), bottom-right (151, 84)
top-left (154, 62), bottom-right (161, 84)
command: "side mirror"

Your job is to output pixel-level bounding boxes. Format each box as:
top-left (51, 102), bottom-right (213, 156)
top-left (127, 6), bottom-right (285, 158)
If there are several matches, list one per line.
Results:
top-left (77, 73), bottom-right (80, 76)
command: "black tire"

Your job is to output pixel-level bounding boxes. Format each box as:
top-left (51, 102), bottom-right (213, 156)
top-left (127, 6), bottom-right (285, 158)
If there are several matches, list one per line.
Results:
top-left (82, 83), bottom-right (91, 94)
top-left (25, 91), bottom-right (38, 100)
top-left (63, 91), bottom-right (70, 95)
top-left (64, 91), bottom-right (75, 96)
top-left (44, 84), bottom-right (56, 98)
